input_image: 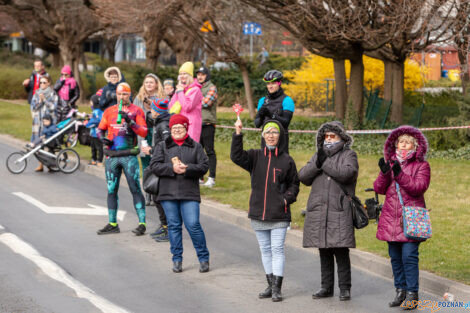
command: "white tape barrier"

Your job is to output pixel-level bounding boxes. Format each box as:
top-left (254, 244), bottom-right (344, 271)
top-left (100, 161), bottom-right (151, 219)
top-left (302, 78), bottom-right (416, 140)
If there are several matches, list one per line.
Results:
top-left (215, 124), bottom-right (470, 134)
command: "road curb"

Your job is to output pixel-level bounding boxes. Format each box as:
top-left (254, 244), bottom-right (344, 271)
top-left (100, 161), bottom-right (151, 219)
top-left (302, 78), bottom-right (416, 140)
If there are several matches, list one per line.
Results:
top-left (2, 133), bottom-right (469, 301)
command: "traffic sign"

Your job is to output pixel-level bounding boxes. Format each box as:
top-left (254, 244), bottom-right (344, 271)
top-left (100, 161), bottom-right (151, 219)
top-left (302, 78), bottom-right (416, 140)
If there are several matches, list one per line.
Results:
top-left (243, 22), bottom-right (262, 36)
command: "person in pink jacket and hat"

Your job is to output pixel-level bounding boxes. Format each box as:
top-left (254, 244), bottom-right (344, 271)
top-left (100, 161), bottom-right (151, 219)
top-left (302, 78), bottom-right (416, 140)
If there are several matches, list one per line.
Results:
top-left (169, 62), bottom-right (203, 142)
top-left (53, 64), bottom-right (80, 122)
top-left (374, 125), bottom-right (431, 310)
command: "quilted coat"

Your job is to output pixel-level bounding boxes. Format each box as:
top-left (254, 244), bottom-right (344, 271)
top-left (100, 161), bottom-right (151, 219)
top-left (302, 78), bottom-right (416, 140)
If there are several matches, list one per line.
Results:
top-left (299, 121), bottom-right (358, 248)
top-left (374, 126), bottom-right (431, 243)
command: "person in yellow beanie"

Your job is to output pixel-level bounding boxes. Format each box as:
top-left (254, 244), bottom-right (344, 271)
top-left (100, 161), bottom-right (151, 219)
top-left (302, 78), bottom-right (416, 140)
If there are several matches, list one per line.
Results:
top-left (169, 62), bottom-right (203, 142)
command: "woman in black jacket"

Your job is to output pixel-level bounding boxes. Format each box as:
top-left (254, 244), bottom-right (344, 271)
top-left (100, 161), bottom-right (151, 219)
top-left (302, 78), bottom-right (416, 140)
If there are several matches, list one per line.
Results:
top-left (149, 114), bottom-right (210, 274)
top-left (231, 119), bottom-right (300, 302)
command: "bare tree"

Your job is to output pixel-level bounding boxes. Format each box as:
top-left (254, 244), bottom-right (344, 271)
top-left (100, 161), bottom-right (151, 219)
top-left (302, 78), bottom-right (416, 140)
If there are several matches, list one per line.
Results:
top-left (88, 0), bottom-right (184, 70)
top-left (176, 0), bottom-right (265, 118)
top-left (1, 0), bottom-right (103, 102)
top-left (452, 0), bottom-right (470, 96)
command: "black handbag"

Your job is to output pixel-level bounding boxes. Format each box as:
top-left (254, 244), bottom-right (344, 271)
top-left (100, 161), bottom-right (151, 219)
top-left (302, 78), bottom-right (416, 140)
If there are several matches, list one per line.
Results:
top-left (143, 167), bottom-right (160, 195)
top-left (332, 178), bottom-right (369, 229)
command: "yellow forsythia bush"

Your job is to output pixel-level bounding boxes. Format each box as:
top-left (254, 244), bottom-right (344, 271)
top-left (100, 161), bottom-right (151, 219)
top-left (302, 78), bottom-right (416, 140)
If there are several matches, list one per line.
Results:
top-left (284, 54), bottom-right (427, 109)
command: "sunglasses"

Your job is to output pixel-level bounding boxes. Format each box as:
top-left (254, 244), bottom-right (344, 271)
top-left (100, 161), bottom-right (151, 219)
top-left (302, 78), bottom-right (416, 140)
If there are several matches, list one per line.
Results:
top-left (61, 73), bottom-right (69, 76)
top-left (40, 81), bottom-right (48, 84)
top-left (324, 134), bottom-right (338, 139)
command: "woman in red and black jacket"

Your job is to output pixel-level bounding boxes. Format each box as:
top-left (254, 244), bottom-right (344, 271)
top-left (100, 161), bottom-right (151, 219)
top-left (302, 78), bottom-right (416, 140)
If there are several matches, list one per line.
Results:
top-left (230, 119), bottom-right (299, 303)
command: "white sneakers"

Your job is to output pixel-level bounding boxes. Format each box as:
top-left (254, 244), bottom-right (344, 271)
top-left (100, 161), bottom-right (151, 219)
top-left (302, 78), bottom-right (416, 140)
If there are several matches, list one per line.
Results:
top-left (202, 177), bottom-right (215, 188)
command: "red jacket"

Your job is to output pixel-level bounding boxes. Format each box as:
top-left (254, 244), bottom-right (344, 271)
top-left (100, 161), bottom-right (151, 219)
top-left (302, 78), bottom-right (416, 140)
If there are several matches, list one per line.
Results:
top-left (374, 126), bottom-right (431, 243)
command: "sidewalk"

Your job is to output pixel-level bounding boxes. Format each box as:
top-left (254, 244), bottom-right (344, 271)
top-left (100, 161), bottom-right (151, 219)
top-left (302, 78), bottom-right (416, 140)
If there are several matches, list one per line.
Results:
top-left (2, 133), bottom-right (469, 302)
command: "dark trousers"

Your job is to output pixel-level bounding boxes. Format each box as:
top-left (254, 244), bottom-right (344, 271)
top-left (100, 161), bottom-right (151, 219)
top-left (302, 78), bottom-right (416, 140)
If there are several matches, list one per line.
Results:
top-left (152, 197), bottom-right (167, 226)
top-left (90, 137), bottom-right (103, 162)
top-left (200, 124), bottom-right (217, 178)
top-left (319, 247), bottom-right (351, 290)
top-left (388, 242), bottom-right (420, 292)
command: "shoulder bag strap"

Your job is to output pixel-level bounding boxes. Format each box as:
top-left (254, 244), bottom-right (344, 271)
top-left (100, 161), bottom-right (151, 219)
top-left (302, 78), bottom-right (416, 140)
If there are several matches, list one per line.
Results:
top-left (395, 182), bottom-right (405, 206)
top-left (330, 176), bottom-right (351, 198)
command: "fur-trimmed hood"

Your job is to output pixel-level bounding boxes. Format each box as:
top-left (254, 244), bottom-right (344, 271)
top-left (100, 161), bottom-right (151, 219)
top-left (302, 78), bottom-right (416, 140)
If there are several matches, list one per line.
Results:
top-left (104, 66), bottom-right (123, 83)
top-left (316, 121), bottom-right (353, 150)
top-left (384, 125), bottom-right (428, 162)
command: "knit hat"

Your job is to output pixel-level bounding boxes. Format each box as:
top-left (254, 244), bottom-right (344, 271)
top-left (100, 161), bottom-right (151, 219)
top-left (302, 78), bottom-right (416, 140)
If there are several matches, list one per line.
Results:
top-left (61, 65), bottom-right (72, 75)
top-left (262, 122), bottom-right (280, 135)
top-left (116, 82), bottom-right (131, 93)
top-left (169, 114), bottom-right (189, 130)
top-left (90, 94), bottom-right (100, 108)
top-left (163, 79), bottom-right (175, 87)
top-left (179, 62), bottom-right (194, 76)
top-left (151, 98), bottom-right (169, 114)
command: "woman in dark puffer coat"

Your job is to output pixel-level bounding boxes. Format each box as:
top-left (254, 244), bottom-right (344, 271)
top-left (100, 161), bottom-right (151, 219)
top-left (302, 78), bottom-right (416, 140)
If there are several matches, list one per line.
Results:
top-left (299, 121), bottom-right (358, 302)
top-left (374, 125), bottom-right (431, 310)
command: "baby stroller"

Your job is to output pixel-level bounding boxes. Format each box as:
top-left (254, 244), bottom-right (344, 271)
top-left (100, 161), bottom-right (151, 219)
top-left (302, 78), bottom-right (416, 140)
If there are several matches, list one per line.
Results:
top-left (6, 118), bottom-right (81, 174)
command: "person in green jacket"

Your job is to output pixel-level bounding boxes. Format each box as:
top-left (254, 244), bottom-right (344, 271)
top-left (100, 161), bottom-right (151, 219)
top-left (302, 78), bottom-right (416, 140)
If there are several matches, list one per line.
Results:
top-left (196, 66), bottom-right (218, 188)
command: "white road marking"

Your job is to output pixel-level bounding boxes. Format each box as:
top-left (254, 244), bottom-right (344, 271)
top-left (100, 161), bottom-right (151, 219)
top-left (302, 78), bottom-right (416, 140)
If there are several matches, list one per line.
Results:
top-left (12, 192), bottom-right (126, 221)
top-left (0, 232), bottom-right (131, 313)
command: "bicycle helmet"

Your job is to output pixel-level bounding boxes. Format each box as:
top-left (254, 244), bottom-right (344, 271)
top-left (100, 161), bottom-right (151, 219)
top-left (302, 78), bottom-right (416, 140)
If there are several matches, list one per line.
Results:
top-left (263, 70), bottom-right (283, 83)
top-left (196, 66), bottom-right (211, 82)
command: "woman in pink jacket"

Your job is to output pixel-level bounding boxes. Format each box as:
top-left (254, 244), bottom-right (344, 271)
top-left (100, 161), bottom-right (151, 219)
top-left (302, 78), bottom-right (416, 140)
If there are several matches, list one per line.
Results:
top-left (169, 62), bottom-right (203, 142)
top-left (374, 125), bottom-right (431, 310)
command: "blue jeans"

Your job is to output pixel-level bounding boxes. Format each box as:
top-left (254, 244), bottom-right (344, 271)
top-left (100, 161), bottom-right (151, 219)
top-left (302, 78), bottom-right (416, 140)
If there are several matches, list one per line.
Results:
top-left (254, 227), bottom-right (288, 277)
top-left (161, 200), bottom-right (209, 263)
top-left (388, 242), bottom-right (420, 292)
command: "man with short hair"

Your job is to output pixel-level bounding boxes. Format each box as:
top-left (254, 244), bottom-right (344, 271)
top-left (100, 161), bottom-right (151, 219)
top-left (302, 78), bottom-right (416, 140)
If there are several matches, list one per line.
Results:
top-left (23, 60), bottom-right (48, 107)
top-left (196, 66), bottom-right (218, 188)
top-left (96, 82), bottom-right (148, 236)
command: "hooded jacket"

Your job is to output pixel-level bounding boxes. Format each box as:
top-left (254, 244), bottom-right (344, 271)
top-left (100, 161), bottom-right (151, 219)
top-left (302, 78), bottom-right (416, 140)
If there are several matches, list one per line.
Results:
top-left (298, 121), bottom-right (358, 248)
top-left (150, 135), bottom-right (209, 202)
top-left (98, 67), bottom-right (125, 111)
top-left (374, 126), bottom-right (431, 243)
top-left (169, 80), bottom-right (203, 142)
top-left (231, 120), bottom-right (300, 222)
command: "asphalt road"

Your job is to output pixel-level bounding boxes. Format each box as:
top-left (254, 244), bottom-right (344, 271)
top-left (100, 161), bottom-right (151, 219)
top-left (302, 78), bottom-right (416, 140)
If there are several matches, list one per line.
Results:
top-left (0, 141), bottom-right (461, 313)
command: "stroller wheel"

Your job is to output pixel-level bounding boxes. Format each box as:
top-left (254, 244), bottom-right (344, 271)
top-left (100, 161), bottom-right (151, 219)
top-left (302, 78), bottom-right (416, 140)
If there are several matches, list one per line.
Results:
top-left (6, 152), bottom-right (27, 174)
top-left (56, 148), bottom-right (80, 174)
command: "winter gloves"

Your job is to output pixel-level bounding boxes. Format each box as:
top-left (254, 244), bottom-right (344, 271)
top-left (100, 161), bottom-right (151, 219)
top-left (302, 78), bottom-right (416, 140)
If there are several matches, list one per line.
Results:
top-left (258, 106), bottom-right (270, 118)
top-left (119, 111), bottom-right (132, 124)
top-left (101, 138), bottom-right (113, 147)
top-left (316, 148), bottom-right (327, 168)
top-left (392, 161), bottom-right (401, 176)
top-left (378, 157), bottom-right (402, 177)
top-left (378, 158), bottom-right (391, 174)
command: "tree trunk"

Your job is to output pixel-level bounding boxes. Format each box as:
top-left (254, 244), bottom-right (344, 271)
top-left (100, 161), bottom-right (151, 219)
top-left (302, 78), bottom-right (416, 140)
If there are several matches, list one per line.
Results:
top-left (143, 25), bottom-right (162, 71)
top-left (80, 48), bottom-right (87, 72)
top-left (348, 55), bottom-right (365, 123)
top-left (239, 62), bottom-right (256, 119)
top-left (458, 49), bottom-right (469, 96)
top-left (390, 61), bottom-right (405, 124)
top-left (383, 60), bottom-right (393, 102)
top-left (52, 51), bottom-right (61, 67)
top-left (59, 42), bottom-right (85, 104)
top-left (333, 58), bottom-right (347, 119)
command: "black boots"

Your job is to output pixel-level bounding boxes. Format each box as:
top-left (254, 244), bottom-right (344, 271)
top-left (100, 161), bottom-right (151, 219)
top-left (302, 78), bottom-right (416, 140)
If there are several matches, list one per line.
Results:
top-left (339, 289), bottom-right (350, 301)
top-left (402, 292), bottom-right (419, 310)
top-left (271, 275), bottom-right (283, 302)
top-left (312, 287), bottom-right (334, 299)
top-left (389, 288), bottom-right (407, 307)
top-left (259, 274), bottom-right (273, 298)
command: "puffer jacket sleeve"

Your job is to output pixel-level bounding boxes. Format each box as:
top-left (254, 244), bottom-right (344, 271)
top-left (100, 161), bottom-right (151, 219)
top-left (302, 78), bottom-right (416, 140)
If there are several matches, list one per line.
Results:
top-left (395, 161), bottom-right (431, 197)
top-left (69, 84), bottom-right (80, 106)
top-left (150, 142), bottom-right (175, 177)
top-left (374, 171), bottom-right (392, 195)
top-left (298, 154), bottom-right (322, 186)
top-left (53, 79), bottom-right (65, 93)
top-left (230, 132), bottom-right (255, 172)
top-left (321, 150), bottom-right (358, 184)
top-left (184, 144), bottom-right (209, 178)
top-left (283, 159), bottom-right (300, 205)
